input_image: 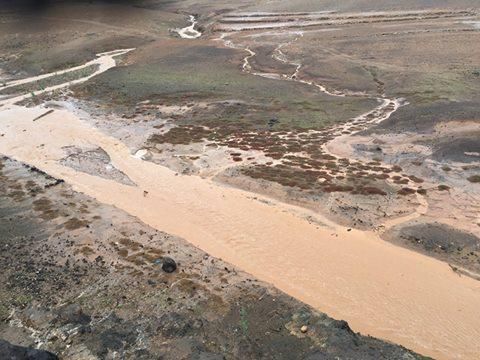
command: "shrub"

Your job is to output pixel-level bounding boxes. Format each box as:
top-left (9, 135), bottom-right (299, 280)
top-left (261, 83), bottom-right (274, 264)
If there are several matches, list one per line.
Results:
top-left (397, 187), bottom-right (416, 196)
top-left (467, 175), bottom-right (480, 183)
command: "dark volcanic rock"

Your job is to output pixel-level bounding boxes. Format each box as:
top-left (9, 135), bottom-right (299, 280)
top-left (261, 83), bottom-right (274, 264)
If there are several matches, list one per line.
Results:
top-left (368, 100), bottom-right (480, 133)
top-left (156, 312), bottom-right (193, 338)
top-left (398, 223), bottom-right (479, 253)
top-left (383, 221), bottom-right (480, 275)
top-left (55, 304), bottom-right (91, 325)
top-left (161, 256), bottom-right (177, 273)
top-left (0, 340), bottom-right (58, 360)
top-left (432, 136), bottom-right (480, 164)
top-left (192, 352), bottom-right (225, 360)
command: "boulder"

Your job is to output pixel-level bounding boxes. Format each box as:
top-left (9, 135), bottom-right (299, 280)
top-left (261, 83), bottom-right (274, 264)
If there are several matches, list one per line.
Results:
top-left (161, 257), bottom-right (177, 273)
top-left (0, 339), bottom-right (58, 360)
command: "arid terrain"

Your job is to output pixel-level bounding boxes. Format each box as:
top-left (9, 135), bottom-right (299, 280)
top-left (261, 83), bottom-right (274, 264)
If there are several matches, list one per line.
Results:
top-left (0, 1), bottom-right (479, 359)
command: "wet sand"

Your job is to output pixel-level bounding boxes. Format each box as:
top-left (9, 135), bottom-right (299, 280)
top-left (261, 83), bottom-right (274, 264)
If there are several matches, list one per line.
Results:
top-left (1, 105), bottom-right (480, 359)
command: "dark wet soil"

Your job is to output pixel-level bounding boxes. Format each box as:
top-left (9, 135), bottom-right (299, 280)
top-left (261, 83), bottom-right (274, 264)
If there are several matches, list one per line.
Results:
top-left (0, 156), bottom-right (426, 359)
top-left (0, 339), bottom-right (58, 359)
top-left (431, 135), bottom-right (480, 164)
top-left (383, 221), bottom-right (480, 275)
top-left (367, 100), bottom-right (479, 134)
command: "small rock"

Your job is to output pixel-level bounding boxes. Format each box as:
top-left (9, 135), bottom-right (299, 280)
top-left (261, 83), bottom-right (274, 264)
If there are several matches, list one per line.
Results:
top-left (55, 304), bottom-right (91, 326)
top-left (162, 257), bottom-right (177, 273)
top-left (300, 325), bottom-right (308, 333)
top-left (0, 339), bottom-right (58, 359)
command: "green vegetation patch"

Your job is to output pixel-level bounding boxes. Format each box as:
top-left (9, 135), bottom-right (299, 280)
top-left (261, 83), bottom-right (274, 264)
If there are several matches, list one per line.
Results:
top-left (467, 175), bottom-right (480, 183)
top-left (75, 45), bottom-right (376, 131)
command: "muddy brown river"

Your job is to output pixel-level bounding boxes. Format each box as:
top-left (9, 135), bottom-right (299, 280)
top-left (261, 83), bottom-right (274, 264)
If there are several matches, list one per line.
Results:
top-left (1, 49), bottom-right (480, 359)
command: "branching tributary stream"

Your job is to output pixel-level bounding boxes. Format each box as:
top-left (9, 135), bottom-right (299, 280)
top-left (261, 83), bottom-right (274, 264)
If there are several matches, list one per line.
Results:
top-left (0, 18), bottom-right (479, 360)
top-left (174, 15), bottom-right (202, 39)
top-left (217, 30), bottom-right (429, 222)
